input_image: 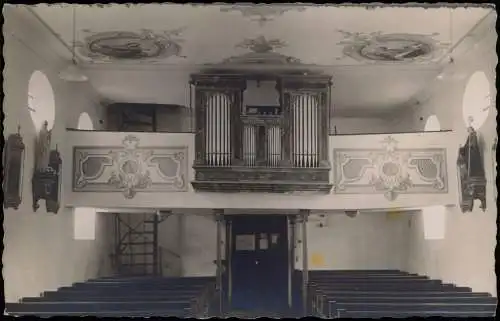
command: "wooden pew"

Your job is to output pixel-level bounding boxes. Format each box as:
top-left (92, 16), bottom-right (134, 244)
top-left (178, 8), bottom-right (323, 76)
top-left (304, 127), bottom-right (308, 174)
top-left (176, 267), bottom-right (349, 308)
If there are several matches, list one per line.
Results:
top-left (5, 309), bottom-right (191, 317)
top-left (23, 293), bottom-right (201, 302)
top-left (84, 277), bottom-right (214, 284)
top-left (337, 310), bottom-right (496, 318)
top-left (309, 270), bottom-right (407, 274)
top-left (42, 288), bottom-right (203, 297)
top-left (69, 283), bottom-right (207, 290)
top-left (328, 302), bottom-right (497, 318)
top-left (309, 285), bottom-right (481, 316)
top-left (327, 297), bottom-right (497, 317)
top-left (5, 301), bottom-right (194, 316)
top-left (310, 281), bottom-right (466, 290)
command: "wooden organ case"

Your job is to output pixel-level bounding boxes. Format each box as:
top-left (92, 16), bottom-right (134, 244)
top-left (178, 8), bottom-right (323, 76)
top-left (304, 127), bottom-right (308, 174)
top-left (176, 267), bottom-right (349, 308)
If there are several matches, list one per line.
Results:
top-left (190, 70), bottom-right (332, 193)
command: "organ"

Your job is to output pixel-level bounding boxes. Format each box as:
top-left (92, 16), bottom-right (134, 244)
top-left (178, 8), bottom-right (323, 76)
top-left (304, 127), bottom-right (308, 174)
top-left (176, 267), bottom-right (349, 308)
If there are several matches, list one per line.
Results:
top-left (190, 69), bottom-right (332, 193)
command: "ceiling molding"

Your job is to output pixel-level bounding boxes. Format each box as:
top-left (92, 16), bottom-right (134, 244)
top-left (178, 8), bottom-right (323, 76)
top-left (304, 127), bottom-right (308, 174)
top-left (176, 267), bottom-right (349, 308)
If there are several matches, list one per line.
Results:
top-left (402, 10), bottom-right (495, 112)
top-left (4, 6), bottom-right (70, 68)
top-left (23, 6), bottom-right (75, 62)
top-left (437, 9), bottom-right (495, 64)
top-left (80, 61), bottom-right (442, 73)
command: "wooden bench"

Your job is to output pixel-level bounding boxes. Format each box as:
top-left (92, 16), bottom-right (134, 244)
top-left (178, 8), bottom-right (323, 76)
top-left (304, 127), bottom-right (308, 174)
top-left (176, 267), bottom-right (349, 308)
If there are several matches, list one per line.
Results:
top-left (44, 288), bottom-right (204, 297)
top-left (84, 278), bottom-right (215, 285)
top-left (336, 310), bottom-right (496, 318)
top-left (309, 269), bottom-right (407, 274)
top-left (66, 283), bottom-right (207, 291)
top-left (23, 293), bottom-right (201, 302)
top-left (326, 297), bottom-right (497, 317)
top-left (5, 301), bottom-right (194, 315)
top-left (5, 309), bottom-right (191, 317)
top-left (310, 282), bottom-right (466, 291)
top-left (71, 281), bottom-right (208, 288)
top-left (89, 276), bottom-right (214, 282)
top-left (308, 287), bottom-right (485, 316)
top-left (309, 277), bottom-right (428, 283)
top-left (328, 302), bottom-right (497, 318)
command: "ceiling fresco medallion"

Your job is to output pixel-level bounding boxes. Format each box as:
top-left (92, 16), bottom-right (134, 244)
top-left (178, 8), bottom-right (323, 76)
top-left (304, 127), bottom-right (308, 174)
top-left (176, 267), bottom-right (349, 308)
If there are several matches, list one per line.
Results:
top-left (219, 4), bottom-right (308, 26)
top-left (336, 30), bottom-right (450, 63)
top-left (237, 35), bottom-right (287, 53)
top-left (76, 28), bottom-right (186, 62)
top-left (216, 35), bottom-right (302, 66)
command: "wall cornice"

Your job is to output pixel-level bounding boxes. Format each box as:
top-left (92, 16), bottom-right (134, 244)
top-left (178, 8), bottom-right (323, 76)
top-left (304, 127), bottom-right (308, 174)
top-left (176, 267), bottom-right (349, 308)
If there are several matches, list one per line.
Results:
top-left (4, 6), bottom-right (72, 70)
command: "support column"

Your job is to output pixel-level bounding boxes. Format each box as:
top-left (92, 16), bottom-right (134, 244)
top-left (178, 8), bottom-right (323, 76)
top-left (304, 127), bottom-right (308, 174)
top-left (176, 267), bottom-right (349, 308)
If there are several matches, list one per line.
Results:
top-left (225, 218), bottom-right (233, 309)
top-left (153, 211), bottom-right (159, 275)
top-left (178, 213), bottom-right (185, 276)
top-left (288, 215), bottom-right (296, 310)
top-left (214, 209), bottom-right (224, 316)
top-left (300, 209), bottom-right (310, 316)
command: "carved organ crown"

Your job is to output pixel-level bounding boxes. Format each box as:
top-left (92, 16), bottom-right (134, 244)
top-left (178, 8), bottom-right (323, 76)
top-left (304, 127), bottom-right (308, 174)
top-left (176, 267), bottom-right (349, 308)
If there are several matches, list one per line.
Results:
top-left (191, 71), bottom-right (332, 193)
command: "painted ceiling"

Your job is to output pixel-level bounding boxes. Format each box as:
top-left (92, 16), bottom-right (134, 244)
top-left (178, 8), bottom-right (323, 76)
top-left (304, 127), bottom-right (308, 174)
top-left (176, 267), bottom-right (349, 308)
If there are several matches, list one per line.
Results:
top-left (31, 4), bottom-right (490, 66)
top-left (28, 4), bottom-right (492, 113)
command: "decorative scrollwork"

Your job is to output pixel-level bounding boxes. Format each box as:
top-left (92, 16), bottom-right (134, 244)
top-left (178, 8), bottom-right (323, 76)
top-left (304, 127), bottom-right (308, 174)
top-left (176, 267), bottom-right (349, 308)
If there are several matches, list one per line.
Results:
top-left (333, 136), bottom-right (448, 201)
top-left (73, 135), bottom-right (188, 197)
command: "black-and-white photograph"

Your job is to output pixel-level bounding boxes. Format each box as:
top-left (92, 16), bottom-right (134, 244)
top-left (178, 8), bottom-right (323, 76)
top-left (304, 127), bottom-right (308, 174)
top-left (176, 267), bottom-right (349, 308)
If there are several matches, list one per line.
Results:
top-left (2, 3), bottom-right (497, 318)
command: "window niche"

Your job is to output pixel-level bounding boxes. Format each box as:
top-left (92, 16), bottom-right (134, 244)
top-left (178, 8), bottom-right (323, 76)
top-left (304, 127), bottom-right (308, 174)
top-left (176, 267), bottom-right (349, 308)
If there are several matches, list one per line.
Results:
top-left (28, 70), bottom-right (61, 214)
top-left (462, 71), bottom-right (491, 130)
top-left (457, 71), bottom-right (490, 213)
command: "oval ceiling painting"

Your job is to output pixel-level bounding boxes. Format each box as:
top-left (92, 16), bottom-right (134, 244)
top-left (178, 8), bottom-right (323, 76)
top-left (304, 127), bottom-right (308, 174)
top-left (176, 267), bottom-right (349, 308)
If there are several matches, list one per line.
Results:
top-left (339, 32), bottom-right (445, 63)
top-left (77, 29), bottom-right (185, 61)
top-left (359, 35), bottom-right (433, 62)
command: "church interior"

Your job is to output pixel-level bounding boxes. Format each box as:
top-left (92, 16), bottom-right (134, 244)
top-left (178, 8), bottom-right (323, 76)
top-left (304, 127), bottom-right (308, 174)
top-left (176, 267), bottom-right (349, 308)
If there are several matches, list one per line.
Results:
top-left (2, 4), bottom-right (497, 318)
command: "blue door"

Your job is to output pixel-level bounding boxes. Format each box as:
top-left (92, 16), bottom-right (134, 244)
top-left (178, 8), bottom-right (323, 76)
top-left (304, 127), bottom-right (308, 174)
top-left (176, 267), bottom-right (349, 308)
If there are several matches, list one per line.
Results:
top-left (229, 215), bottom-right (289, 313)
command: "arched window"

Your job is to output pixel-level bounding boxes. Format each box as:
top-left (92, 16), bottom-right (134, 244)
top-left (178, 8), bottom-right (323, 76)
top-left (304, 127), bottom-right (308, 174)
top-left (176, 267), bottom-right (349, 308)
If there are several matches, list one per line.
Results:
top-left (73, 207), bottom-right (97, 240)
top-left (424, 115), bottom-right (441, 132)
top-left (28, 71), bottom-right (56, 131)
top-left (462, 71), bottom-right (491, 130)
top-left (77, 112), bottom-right (94, 130)
top-left (422, 205), bottom-right (446, 240)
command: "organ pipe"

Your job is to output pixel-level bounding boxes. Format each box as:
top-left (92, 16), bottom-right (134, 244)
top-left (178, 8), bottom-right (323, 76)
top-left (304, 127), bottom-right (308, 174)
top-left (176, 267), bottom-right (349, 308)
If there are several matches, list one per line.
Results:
top-left (205, 93), bottom-right (232, 166)
top-left (267, 126), bottom-right (281, 167)
top-left (193, 74), bottom-right (330, 170)
top-left (291, 93), bottom-right (319, 167)
top-left (243, 125), bottom-right (256, 166)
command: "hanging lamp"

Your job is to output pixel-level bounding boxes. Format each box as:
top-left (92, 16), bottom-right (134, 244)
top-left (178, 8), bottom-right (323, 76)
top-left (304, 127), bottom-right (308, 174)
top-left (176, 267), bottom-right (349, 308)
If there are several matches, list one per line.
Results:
top-left (59, 6), bottom-right (88, 82)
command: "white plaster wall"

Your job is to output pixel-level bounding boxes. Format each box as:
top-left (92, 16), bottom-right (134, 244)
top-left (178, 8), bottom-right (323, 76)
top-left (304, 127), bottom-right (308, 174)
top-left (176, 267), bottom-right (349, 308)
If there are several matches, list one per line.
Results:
top-left (394, 13), bottom-right (497, 295)
top-left (295, 212), bottom-right (410, 270)
top-left (171, 211), bottom-right (409, 277)
top-left (329, 117), bottom-right (393, 135)
top-left (182, 214), bottom-right (222, 277)
top-left (3, 7), bottom-right (113, 302)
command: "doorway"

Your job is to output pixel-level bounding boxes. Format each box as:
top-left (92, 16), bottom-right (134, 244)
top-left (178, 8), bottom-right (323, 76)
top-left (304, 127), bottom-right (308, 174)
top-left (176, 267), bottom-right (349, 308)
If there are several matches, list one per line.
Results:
top-left (228, 215), bottom-right (289, 313)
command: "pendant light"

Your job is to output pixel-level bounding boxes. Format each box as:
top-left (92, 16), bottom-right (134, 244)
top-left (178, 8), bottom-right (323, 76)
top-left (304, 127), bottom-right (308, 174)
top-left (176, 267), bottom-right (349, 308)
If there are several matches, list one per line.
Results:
top-left (59, 6), bottom-right (88, 82)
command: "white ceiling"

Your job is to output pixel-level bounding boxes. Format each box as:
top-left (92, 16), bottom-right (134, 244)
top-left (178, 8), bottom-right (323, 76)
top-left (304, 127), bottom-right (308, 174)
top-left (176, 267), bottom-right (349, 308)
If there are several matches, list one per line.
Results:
top-left (28, 4), bottom-right (491, 115)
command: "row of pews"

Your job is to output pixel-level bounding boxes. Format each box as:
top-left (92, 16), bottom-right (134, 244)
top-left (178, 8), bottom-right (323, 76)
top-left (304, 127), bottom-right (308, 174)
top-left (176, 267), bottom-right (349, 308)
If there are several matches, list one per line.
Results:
top-left (308, 270), bottom-right (497, 318)
top-left (5, 275), bottom-right (216, 317)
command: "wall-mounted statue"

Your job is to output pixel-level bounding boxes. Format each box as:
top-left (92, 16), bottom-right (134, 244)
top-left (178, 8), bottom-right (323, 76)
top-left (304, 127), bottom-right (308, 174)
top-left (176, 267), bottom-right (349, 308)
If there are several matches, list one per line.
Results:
top-left (457, 126), bottom-right (487, 213)
top-left (3, 126), bottom-right (25, 210)
top-left (32, 120), bottom-right (62, 214)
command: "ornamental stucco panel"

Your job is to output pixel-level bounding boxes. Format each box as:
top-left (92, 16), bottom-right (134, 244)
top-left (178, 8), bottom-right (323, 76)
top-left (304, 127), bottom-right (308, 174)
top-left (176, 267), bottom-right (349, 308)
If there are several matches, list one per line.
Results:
top-left (333, 136), bottom-right (448, 201)
top-left (73, 135), bottom-right (188, 198)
